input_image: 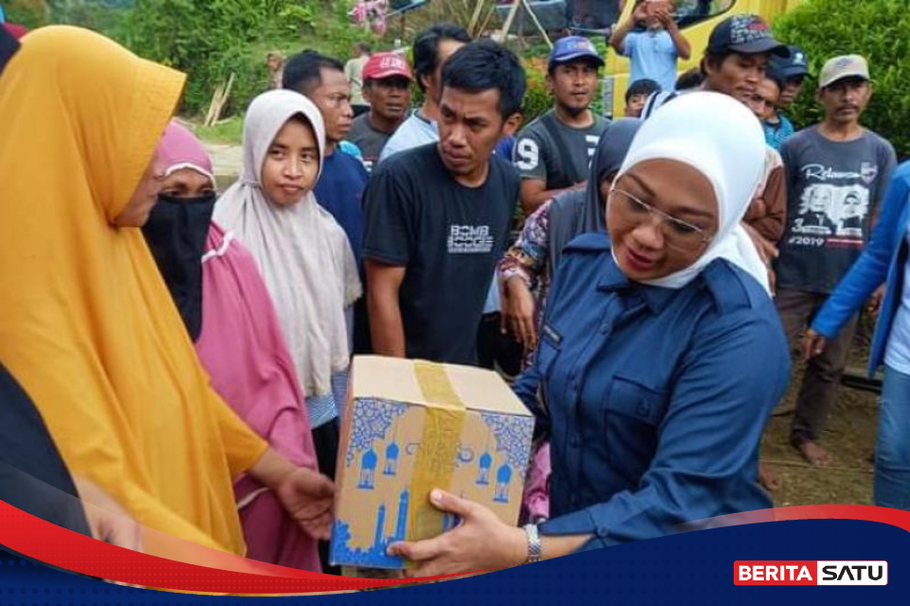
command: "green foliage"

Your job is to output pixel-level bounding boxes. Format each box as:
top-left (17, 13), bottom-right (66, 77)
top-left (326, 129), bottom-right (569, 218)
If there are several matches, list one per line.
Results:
top-left (5, 0), bottom-right (47, 28)
top-left (312, 1), bottom-right (381, 61)
top-left (46, 0), bottom-right (132, 36)
top-left (121, 0), bottom-right (373, 118)
top-left (521, 56), bottom-right (551, 123)
top-left (773, 0), bottom-right (910, 157)
top-left (278, 3), bottom-right (316, 32)
top-left (123, 0), bottom-right (278, 116)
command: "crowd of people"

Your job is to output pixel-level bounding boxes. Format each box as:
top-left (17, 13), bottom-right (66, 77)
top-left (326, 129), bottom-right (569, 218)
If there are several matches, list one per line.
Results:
top-left (0, 2), bottom-right (907, 583)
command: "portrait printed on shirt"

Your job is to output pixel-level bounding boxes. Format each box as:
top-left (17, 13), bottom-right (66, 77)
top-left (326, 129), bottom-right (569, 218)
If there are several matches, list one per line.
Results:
top-left (787, 162), bottom-right (878, 248)
top-left (791, 184), bottom-right (870, 239)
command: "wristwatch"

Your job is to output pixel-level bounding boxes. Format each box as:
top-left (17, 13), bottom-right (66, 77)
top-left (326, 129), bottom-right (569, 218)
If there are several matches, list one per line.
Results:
top-left (523, 523), bottom-right (542, 564)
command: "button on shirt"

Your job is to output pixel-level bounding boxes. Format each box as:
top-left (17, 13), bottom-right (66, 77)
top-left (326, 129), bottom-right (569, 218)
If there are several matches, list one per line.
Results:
top-left (513, 233), bottom-right (789, 548)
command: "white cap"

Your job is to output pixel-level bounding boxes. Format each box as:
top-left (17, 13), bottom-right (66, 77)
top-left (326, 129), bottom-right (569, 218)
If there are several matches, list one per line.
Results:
top-left (819, 54), bottom-right (870, 88)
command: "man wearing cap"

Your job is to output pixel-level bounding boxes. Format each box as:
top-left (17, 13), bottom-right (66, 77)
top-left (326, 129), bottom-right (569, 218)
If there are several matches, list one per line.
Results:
top-left (759, 69), bottom-right (793, 151)
top-left (347, 52), bottom-right (413, 172)
top-left (513, 36), bottom-right (608, 214)
top-left (610, 0), bottom-right (691, 93)
top-left (762, 45), bottom-right (809, 149)
top-left (773, 45), bottom-right (810, 113)
top-left (775, 54), bottom-right (896, 467)
top-left (695, 14), bottom-right (790, 270)
top-left (700, 14), bottom-right (790, 105)
top-left (638, 14), bottom-right (788, 119)
top-left (641, 13), bottom-right (790, 119)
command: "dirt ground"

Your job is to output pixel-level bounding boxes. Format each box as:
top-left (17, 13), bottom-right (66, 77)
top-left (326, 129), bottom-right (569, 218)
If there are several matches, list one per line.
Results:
top-left (762, 321), bottom-right (879, 508)
top-left (205, 143), bottom-right (243, 192)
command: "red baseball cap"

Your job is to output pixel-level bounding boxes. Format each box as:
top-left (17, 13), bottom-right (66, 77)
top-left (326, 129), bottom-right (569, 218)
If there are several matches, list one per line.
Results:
top-left (362, 52), bottom-right (412, 81)
top-left (3, 23), bottom-right (29, 40)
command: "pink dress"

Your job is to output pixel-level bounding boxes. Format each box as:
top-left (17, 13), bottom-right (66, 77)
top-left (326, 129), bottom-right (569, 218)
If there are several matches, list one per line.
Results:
top-left (196, 223), bottom-right (321, 572)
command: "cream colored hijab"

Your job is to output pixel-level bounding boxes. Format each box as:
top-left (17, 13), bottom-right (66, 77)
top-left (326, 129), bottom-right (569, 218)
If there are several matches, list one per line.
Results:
top-left (214, 90), bottom-right (361, 400)
top-left (613, 92), bottom-right (770, 293)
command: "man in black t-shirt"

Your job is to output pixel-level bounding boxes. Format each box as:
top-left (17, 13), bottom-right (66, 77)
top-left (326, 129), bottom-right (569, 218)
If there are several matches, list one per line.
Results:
top-left (363, 40), bottom-right (525, 364)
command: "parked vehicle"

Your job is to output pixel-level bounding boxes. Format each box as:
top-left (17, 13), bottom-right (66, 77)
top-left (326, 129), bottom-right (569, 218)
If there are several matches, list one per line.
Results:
top-left (603, 0), bottom-right (804, 117)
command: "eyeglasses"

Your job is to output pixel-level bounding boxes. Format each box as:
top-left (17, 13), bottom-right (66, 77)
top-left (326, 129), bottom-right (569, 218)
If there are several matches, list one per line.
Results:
top-left (610, 187), bottom-right (713, 251)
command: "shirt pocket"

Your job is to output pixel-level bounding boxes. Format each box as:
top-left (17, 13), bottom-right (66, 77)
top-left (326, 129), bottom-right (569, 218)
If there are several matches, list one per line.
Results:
top-left (601, 376), bottom-right (669, 478)
top-left (605, 376), bottom-right (668, 426)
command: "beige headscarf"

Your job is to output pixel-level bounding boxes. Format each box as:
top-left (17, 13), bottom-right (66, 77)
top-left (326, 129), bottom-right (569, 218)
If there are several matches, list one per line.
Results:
top-left (213, 90), bottom-right (361, 403)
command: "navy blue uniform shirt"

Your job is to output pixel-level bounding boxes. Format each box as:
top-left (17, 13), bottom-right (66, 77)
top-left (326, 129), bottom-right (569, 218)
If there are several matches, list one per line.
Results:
top-left (314, 150), bottom-right (369, 266)
top-left (514, 233), bottom-right (790, 549)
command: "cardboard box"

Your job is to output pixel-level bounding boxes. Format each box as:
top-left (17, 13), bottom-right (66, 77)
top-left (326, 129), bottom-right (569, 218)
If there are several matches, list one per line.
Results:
top-left (330, 356), bottom-right (535, 569)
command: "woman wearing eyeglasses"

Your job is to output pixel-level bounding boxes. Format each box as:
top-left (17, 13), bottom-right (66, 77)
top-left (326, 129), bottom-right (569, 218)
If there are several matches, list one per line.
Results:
top-left (388, 92), bottom-right (790, 575)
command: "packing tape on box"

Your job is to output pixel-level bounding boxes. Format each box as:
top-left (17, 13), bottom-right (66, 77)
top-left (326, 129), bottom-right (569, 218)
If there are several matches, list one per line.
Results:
top-left (409, 360), bottom-right (466, 542)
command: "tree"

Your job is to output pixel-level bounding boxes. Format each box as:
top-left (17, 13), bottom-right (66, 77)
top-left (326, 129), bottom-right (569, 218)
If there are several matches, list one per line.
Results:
top-left (124, 0), bottom-right (317, 116)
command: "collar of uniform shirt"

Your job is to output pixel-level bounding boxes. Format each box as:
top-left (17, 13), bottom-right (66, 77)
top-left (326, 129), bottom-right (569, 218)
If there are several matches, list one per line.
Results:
top-left (598, 255), bottom-right (754, 316)
top-left (596, 260), bottom-right (676, 314)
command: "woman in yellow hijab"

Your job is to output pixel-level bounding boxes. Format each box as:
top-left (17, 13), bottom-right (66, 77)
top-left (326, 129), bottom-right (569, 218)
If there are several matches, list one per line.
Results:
top-left (0, 26), bottom-right (333, 560)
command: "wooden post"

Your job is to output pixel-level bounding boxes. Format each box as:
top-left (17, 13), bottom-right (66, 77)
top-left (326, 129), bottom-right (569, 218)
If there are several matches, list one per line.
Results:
top-left (520, 0), bottom-right (553, 48)
top-left (468, 0), bottom-right (486, 36)
top-left (204, 73), bottom-right (235, 127)
top-left (498, 0), bottom-right (521, 41)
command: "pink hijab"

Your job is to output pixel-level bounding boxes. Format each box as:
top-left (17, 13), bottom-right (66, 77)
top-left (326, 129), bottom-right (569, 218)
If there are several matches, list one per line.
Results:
top-left (158, 121), bottom-right (321, 572)
top-left (159, 120), bottom-right (216, 184)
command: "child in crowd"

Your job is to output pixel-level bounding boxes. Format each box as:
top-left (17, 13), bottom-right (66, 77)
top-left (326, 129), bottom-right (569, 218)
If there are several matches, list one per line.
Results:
top-left (624, 78), bottom-right (661, 117)
top-left (759, 71), bottom-right (793, 150)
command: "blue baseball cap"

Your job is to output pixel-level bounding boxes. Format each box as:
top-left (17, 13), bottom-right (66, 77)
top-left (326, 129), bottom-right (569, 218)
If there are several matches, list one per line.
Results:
top-left (771, 45), bottom-right (809, 79)
top-left (548, 36), bottom-right (604, 70)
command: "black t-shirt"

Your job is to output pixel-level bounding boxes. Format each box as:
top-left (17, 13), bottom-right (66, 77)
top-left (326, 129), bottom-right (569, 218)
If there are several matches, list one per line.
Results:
top-left (363, 143), bottom-right (519, 364)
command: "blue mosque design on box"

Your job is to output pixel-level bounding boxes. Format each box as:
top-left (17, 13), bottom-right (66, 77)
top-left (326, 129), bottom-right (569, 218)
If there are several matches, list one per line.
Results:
top-left (331, 398), bottom-right (534, 568)
top-left (480, 411), bottom-right (534, 502)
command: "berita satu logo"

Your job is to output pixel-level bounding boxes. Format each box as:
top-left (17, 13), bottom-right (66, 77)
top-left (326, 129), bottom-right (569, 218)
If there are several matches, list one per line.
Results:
top-left (735, 561), bottom-right (888, 586)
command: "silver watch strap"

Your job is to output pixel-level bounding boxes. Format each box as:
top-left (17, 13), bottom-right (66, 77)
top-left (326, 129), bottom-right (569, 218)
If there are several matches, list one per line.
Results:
top-left (523, 523), bottom-right (542, 564)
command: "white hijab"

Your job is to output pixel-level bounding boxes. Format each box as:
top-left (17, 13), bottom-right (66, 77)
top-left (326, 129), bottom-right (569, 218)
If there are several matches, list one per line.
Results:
top-left (612, 91), bottom-right (770, 294)
top-left (213, 90), bottom-right (361, 399)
